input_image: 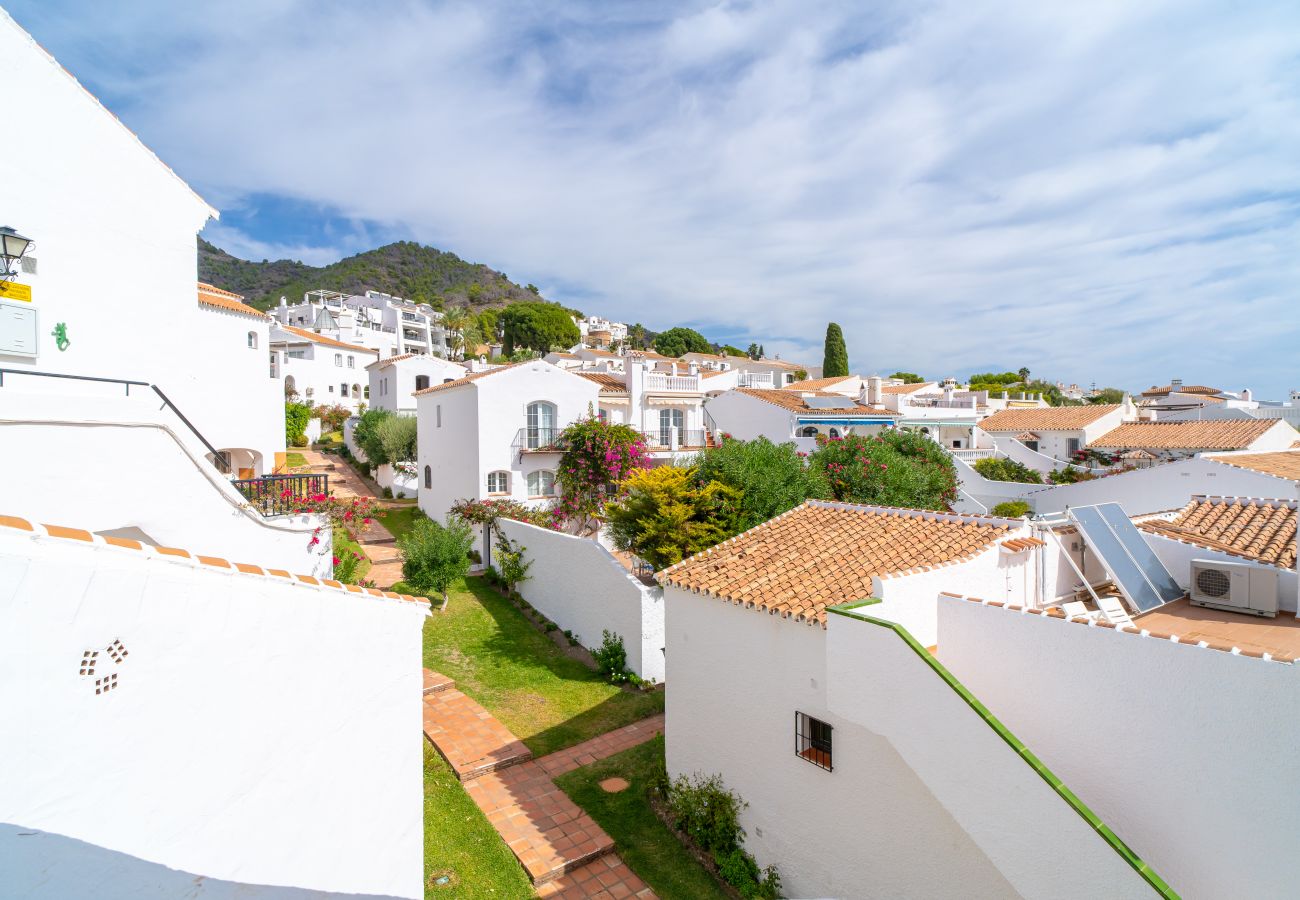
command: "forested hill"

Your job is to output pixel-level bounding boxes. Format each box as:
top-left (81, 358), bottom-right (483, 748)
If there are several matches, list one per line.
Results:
top-left (197, 238), bottom-right (546, 311)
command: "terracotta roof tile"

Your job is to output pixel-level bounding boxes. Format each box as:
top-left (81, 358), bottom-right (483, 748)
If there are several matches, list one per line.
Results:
top-left (1140, 497), bottom-right (1296, 569)
top-left (1204, 450), bottom-right (1300, 481)
top-left (576, 372), bottom-right (628, 393)
top-left (364, 352), bottom-right (461, 371)
top-left (1091, 420), bottom-right (1279, 450)
top-left (733, 388), bottom-right (896, 417)
top-left (979, 405), bottom-right (1121, 432)
top-left (784, 376), bottom-right (857, 391)
top-left (276, 324), bottom-right (378, 355)
top-left (412, 362), bottom-right (525, 395)
top-left (881, 382), bottom-right (933, 395)
top-left (197, 283), bottom-right (268, 319)
top-left (659, 502), bottom-right (1009, 624)
top-left (1141, 384), bottom-right (1221, 397)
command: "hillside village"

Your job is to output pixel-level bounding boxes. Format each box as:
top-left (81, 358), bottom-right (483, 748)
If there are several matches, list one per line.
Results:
top-left (6, 9), bottom-right (1300, 900)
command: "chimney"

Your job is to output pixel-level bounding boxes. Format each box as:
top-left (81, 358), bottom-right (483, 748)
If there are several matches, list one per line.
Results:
top-left (867, 375), bottom-right (883, 407)
top-left (1241, 388), bottom-right (1252, 402)
top-left (1171, 378), bottom-right (1183, 391)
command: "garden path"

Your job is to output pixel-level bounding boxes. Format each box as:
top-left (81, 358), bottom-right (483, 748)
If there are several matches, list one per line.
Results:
top-left (422, 668), bottom-right (662, 897)
top-left (298, 449), bottom-right (404, 588)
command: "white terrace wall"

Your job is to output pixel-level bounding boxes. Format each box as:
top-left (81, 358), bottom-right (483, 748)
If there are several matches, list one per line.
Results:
top-left (1141, 528), bottom-right (1298, 613)
top-left (0, 391), bottom-right (328, 576)
top-left (498, 519), bottom-right (665, 682)
top-left (0, 529), bottom-right (427, 899)
top-left (938, 595), bottom-right (1300, 900)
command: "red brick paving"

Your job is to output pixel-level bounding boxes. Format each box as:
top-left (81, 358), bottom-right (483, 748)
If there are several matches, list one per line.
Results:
top-left (421, 669), bottom-right (662, 894)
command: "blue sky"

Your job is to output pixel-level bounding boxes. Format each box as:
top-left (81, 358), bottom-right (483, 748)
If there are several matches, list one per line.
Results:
top-left (11, 0), bottom-right (1300, 395)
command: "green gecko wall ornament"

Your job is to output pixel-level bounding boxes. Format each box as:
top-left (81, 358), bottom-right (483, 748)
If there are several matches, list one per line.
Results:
top-left (51, 322), bottom-right (69, 351)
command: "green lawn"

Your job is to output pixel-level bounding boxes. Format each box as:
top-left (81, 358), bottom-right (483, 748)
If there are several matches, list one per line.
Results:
top-left (423, 741), bottom-right (531, 898)
top-left (378, 505), bottom-right (424, 544)
top-left (331, 527), bottom-right (371, 582)
top-left (285, 451), bottom-right (308, 469)
top-left (423, 577), bottom-right (664, 757)
top-left (555, 736), bottom-right (728, 900)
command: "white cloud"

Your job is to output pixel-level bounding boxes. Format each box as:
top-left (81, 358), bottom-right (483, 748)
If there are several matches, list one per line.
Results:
top-left (12, 0), bottom-right (1300, 393)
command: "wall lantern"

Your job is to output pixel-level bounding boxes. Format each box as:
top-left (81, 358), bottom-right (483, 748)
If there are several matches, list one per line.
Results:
top-left (0, 226), bottom-right (33, 279)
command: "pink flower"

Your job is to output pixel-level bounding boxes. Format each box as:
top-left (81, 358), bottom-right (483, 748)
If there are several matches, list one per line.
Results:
top-left (332, 555), bottom-right (341, 566)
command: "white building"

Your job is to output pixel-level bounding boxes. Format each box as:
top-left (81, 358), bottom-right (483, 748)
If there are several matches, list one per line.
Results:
top-left (658, 501), bottom-right (1164, 899)
top-left (575, 358), bottom-right (712, 455)
top-left (0, 514), bottom-right (428, 898)
top-left (1087, 418), bottom-right (1297, 461)
top-left (705, 386), bottom-right (899, 453)
top-left (575, 315), bottom-right (628, 349)
top-left (274, 288), bottom-right (453, 358)
top-left (366, 352), bottom-right (466, 415)
top-left (975, 403), bottom-right (1133, 461)
top-left (271, 323), bottom-right (379, 414)
top-left (414, 361), bottom-right (601, 524)
top-left (0, 12), bottom-right (280, 477)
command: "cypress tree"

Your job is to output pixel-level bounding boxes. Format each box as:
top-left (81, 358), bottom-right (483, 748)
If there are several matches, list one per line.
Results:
top-left (822, 323), bottom-right (849, 377)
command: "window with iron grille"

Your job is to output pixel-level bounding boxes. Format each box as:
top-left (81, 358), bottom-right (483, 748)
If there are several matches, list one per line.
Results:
top-left (795, 712), bottom-right (832, 771)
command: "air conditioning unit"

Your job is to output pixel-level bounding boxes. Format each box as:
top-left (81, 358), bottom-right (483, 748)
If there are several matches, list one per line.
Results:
top-left (1189, 559), bottom-right (1279, 617)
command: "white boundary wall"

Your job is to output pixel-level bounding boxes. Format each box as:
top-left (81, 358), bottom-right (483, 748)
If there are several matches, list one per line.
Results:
top-left (1142, 529), bottom-right (1298, 613)
top-left (938, 595), bottom-right (1300, 899)
top-left (498, 519), bottom-right (665, 682)
top-left (0, 529), bottom-right (427, 898)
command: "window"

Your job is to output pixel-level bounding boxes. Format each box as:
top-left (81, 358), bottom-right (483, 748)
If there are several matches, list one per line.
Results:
top-left (340, 383), bottom-right (349, 397)
top-left (795, 712), bottom-right (833, 771)
top-left (658, 408), bottom-right (684, 445)
top-left (415, 375), bottom-right (430, 392)
top-left (1023, 440), bottom-right (1039, 452)
top-left (364, 386), bottom-right (370, 399)
top-left (327, 385), bottom-right (333, 393)
top-left (247, 331), bottom-right (258, 349)
top-left (526, 401), bottom-right (557, 449)
top-left (798, 425), bottom-right (818, 438)
top-left (436, 404), bottom-right (442, 428)
top-left (527, 470), bottom-right (556, 497)
top-left (347, 355), bottom-right (355, 368)
top-left (1067, 438), bottom-right (1081, 456)
top-left (424, 465), bottom-right (432, 489)
top-left (828, 427), bottom-right (841, 439)
top-left (487, 471), bottom-right (509, 494)
top-left (335, 353), bottom-right (343, 366)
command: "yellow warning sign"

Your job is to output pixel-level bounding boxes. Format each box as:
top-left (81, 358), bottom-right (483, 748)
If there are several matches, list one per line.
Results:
top-left (0, 281), bottom-right (32, 302)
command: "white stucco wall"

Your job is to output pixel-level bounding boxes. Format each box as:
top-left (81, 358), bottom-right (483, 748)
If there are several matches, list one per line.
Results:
top-left (376, 463), bottom-right (419, 499)
top-left (0, 528), bottom-right (427, 898)
top-left (193, 304), bottom-right (281, 475)
top-left (703, 390), bottom-right (795, 442)
top-left (498, 519), bottom-right (665, 681)
top-left (0, 390), bottom-right (328, 576)
top-left (1141, 530), bottom-right (1298, 614)
top-left (666, 588), bottom-right (1028, 899)
top-left (369, 356), bottom-right (465, 414)
top-left (938, 595), bottom-right (1300, 899)
top-left (825, 610), bottom-right (1154, 899)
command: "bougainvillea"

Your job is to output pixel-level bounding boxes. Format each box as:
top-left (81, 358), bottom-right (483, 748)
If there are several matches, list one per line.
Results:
top-left (552, 416), bottom-right (651, 534)
top-left (449, 497), bottom-right (554, 529)
top-left (806, 429), bottom-right (957, 510)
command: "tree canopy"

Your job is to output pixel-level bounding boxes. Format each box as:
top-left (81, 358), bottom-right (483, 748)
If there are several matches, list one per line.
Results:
top-left (653, 326), bottom-right (712, 357)
top-left (807, 430), bottom-right (956, 510)
top-left (694, 437), bottom-right (828, 533)
top-left (822, 323), bottom-right (849, 377)
top-left (605, 467), bottom-right (740, 569)
top-left (1089, 387), bottom-right (1126, 404)
top-left (501, 301), bottom-right (580, 354)
top-left (889, 372), bottom-right (925, 384)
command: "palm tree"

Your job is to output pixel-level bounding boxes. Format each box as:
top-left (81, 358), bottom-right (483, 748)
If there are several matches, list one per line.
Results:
top-left (1018, 366), bottom-right (1031, 382)
top-left (441, 306), bottom-right (471, 360)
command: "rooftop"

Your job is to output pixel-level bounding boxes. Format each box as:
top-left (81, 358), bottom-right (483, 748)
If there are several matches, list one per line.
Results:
top-left (197, 283), bottom-right (267, 320)
top-left (881, 381), bottom-right (934, 395)
top-left (1141, 384), bottom-right (1222, 398)
top-left (1139, 497), bottom-right (1296, 570)
top-left (1205, 450), bottom-right (1300, 481)
top-left (659, 501), bottom-right (1010, 625)
top-left (411, 361), bottom-right (524, 395)
top-left (577, 371), bottom-right (628, 394)
top-left (978, 405), bottom-right (1121, 432)
top-left (735, 387), bottom-right (896, 417)
top-left (1134, 599), bottom-right (1300, 661)
top-left (1090, 420), bottom-right (1279, 450)
top-left (276, 324), bottom-right (377, 355)
top-left (784, 375), bottom-right (858, 391)
top-left (364, 352), bottom-right (459, 370)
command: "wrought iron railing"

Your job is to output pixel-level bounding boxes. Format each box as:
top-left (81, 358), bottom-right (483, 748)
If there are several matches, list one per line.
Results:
top-left (512, 426), bottom-right (563, 454)
top-left (234, 473), bottom-right (330, 517)
top-left (637, 428), bottom-right (708, 449)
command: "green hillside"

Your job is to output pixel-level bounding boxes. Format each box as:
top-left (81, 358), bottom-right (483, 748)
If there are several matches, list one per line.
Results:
top-left (198, 238), bottom-right (545, 311)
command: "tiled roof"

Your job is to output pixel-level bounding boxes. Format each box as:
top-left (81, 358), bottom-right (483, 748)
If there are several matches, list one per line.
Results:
top-left (0, 514), bottom-right (429, 606)
top-left (735, 387), bottom-right (896, 417)
top-left (881, 382), bottom-right (932, 395)
top-left (753, 357), bottom-right (804, 370)
top-left (577, 372), bottom-right (628, 393)
top-left (1139, 497), bottom-right (1296, 570)
top-left (364, 352), bottom-right (462, 371)
top-left (784, 375), bottom-right (857, 391)
top-left (277, 324), bottom-right (377, 355)
top-left (1090, 420), bottom-right (1279, 450)
top-left (1205, 450), bottom-right (1300, 481)
top-left (197, 282), bottom-right (267, 319)
top-left (412, 362), bottom-right (525, 395)
top-left (659, 502), bottom-right (1009, 625)
top-left (701, 369), bottom-right (731, 379)
top-left (978, 405), bottom-right (1121, 432)
top-left (1142, 384), bottom-right (1221, 397)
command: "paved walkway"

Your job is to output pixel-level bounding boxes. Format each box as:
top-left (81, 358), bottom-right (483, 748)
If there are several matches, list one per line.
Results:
top-left (298, 448), bottom-right (404, 589)
top-left (422, 669), bottom-right (662, 896)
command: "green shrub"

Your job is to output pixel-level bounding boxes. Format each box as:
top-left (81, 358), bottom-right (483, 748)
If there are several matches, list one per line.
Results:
top-left (397, 517), bottom-right (473, 604)
top-left (604, 466), bottom-right (741, 569)
top-left (593, 631), bottom-right (630, 683)
top-left (991, 500), bottom-right (1032, 517)
top-left (665, 774), bottom-right (780, 898)
top-left (285, 402), bottom-right (312, 446)
top-left (1049, 465), bottom-right (1095, 485)
top-left (291, 433), bottom-right (309, 448)
top-left (353, 407), bottom-right (392, 463)
top-left (808, 430), bottom-right (957, 510)
top-left (973, 457), bottom-right (1044, 484)
top-left (494, 530), bottom-right (532, 590)
top-left (332, 549), bottom-right (365, 584)
top-left (375, 414), bottom-right (417, 466)
top-left (695, 436), bottom-right (828, 534)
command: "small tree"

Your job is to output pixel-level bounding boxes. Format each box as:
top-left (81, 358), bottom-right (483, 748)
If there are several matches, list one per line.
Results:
top-left (314, 403), bottom-right (350, 434)
top-left (890, 372), bottom-right (924, 384)
top-left (605, 466), bottom-right (740, 569)
top-left (991, 500), bottom-right (1033, 517)
top-left (553, 415), bottom-right (651, 533)
top-left (807, 430), bottom-right (956, 510)
top-left (398, 518), bottom-right (473, 610)
top-left (653, 326), bottom-right (712, 357)
top-left (501, 301), bottom-right (581, 354)
top-left (822, 323), bottom-right (849, 377)
top-left (1018, 366), bottom-right (1031, 382)
top-left (694, 436), bottom-right (828, 534)
top-left (375, 414), bottom-right (417, 466)
top-left (285, 401), bottom-right (312, 446)
top-left (353, 407), bottom-right (392, 463)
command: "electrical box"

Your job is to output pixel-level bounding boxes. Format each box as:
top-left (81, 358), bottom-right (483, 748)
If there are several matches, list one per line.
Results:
top-left (0, 300), bottom-right (37, 357)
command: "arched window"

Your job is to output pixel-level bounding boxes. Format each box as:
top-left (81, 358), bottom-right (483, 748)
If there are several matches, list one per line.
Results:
top-left (526, 470), bottom-right (556, 497)
top-left (526, 401), bottom-right (557, 449)
top-left (424, 465), bottom-right (432, 489)
top-left (352, 383), bottom-right (360, 400)
top-left (798, 425), bottom-right (818, 438)
top-left (829, 427), bottom-right (841, 439)
top-left (487, 471), bottom-right (510, 494)
top-left (415, 374), bottom-right (431, 392)
top-left (247, 331), bottom-right (258, 349)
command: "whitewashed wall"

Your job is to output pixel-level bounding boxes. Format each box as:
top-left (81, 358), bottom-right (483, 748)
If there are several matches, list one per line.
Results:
top-left (0, 391), bottom-right (328, 576)
top-left (0, 528), bottom-right (427, 899)
top-left (376, 463), bottom-right (419, 500)
top-left (825, 610), bottom-right (1155, 899)
top-left (498, 519), bottom-right (665, 681)
top-left (1142, 530), bottom-right (1297, 613)
top-left (939, 595), bottom-right (1300, 899)
top-left (704, 390), bottom-right (794, 442)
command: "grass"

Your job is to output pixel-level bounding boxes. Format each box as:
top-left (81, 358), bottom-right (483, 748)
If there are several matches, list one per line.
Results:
top-left (423, 576), bottom-right (664, 757)
top-left (378, 505), bottom-right (425, 544)
top-left (555, 736), bottom-right (727, 900)
top-left (285, 451), bottom-right (308, 469)
top-left (423, 741), bottom-right (531, 898)
top-left (316, 429), bottom-right (344, 448)
top-left (331, 527), bottom-right (371, 582)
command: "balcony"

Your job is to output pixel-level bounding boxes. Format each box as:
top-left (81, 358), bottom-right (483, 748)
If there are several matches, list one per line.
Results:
top-left (737, 372), bottom-right (774, 389)
top-left (637, 427), bottom-right (709, 451)
top-left (644, 372), bottom-right (701, 392)
top-left (512, 426), bottom-right (563, 456)
top-left (951, 448), bottom-right (998, 463)
top-left (234, 473), bottom-right (330, 518)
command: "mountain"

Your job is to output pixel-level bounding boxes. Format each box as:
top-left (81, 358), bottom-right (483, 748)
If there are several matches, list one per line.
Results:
top-left (197, 238), bottom-right (548, 311)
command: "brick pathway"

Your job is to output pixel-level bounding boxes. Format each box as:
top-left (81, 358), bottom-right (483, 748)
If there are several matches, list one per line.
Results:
top-left (422, 669), bottom-right (660, 896)
top-left (299, 448), bottom-right (405, 589)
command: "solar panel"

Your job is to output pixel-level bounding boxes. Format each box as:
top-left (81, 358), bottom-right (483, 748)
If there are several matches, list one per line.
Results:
top-left (1069, 503), bottom-right (1182, 613)
top-left (803, 396), bottom-right (856, 409)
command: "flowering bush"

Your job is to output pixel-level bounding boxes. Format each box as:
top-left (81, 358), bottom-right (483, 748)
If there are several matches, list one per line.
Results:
top-left (807, 429), bottom-right (957, 510)
top-left (694, 436), bottom-right (828, 533)
top-left (552, 416), bottom-right (650, 534)
top-left (449, 497), bottom-right (553, 529)
top-left (332, 549), bottom-right (365, 584)
top-left (313, 403), bottom-right (351, 433)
